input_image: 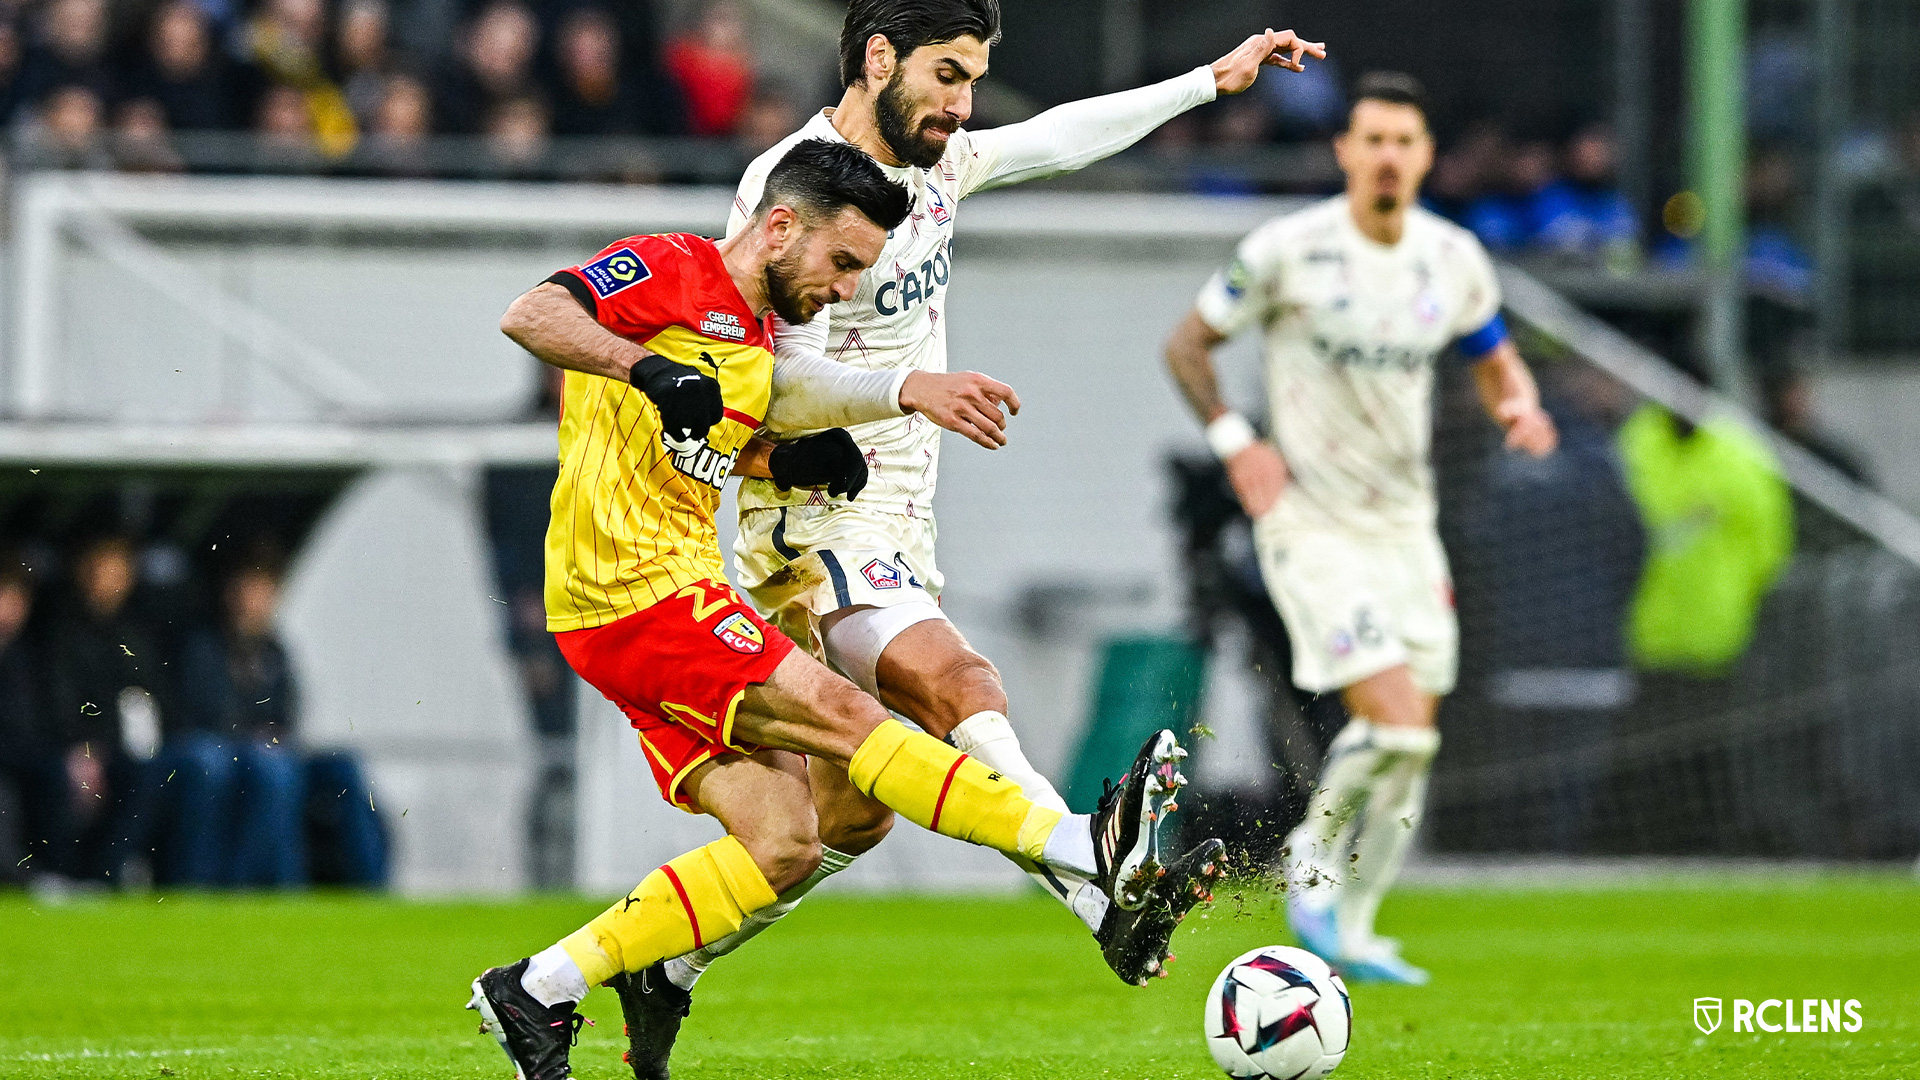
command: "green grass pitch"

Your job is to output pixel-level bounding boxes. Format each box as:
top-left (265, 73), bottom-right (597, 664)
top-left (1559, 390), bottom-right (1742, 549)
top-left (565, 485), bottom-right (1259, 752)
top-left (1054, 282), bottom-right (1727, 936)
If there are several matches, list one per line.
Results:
top-left (2, 873), bottom-right (1915, 1078)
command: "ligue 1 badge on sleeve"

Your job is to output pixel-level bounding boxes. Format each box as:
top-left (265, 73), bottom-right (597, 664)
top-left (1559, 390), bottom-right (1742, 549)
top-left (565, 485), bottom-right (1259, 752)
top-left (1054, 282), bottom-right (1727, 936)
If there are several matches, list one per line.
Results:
top-left (581, 247), bottom-right (652, 298)
top-left (1694, 998), bottom-right (1723, 1035)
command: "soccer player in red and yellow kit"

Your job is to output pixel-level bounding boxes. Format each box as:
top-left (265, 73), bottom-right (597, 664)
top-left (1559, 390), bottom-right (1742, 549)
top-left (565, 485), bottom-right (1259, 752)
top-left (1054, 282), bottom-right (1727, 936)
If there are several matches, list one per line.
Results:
top-left (465, 139), bottom-right (1190, 1080)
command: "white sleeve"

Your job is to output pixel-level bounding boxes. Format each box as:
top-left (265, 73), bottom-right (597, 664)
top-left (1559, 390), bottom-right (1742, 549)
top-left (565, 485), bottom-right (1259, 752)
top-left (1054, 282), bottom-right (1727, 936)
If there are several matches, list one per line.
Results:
top-left (727, 157), bottom-right (771, 239)
top-left (1194, 224), bottom-right (1282, 338)
top-left (763, 315), bottom-right (911, 434)
top-left (956, 67), bottom-right (1217, 198)
top-left (1450, 233), bottom-right (1503, 338)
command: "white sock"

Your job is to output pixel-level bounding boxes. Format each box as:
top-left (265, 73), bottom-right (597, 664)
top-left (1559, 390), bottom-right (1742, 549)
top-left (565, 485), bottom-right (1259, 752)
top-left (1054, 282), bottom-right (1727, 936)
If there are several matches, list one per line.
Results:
top-left (949, 711), bottom-right (1110, 932)
top-left (522, 943), bottom-right (588, 1008)
top-left (1337, 726), bottom-right (1438, 954)
top-left (1041, 812), bottom-right (1097, 879)
top-left (1283, 717), bottom-right (1391, 914)
top-left (661, 846), bottom-right (859, 991)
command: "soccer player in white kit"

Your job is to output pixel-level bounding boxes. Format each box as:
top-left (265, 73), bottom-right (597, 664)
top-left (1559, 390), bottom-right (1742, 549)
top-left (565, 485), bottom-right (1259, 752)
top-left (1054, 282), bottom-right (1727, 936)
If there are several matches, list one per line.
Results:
top-left (1164, 73), bottom-right (1558, 985)
top-left (603, 3), bottom-right (1327, 1073)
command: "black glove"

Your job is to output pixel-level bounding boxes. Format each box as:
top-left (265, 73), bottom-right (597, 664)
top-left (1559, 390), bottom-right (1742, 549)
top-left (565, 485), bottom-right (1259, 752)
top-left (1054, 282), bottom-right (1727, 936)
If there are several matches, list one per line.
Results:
top-left (630, 353), bottom-right (723, 451)
top-left (768, 429), bottom-right (868, 501)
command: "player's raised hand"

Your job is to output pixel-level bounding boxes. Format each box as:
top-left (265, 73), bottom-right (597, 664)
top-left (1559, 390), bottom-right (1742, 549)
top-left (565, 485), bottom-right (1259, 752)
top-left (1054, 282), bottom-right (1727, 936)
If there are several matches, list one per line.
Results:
top-left (1226, 440), bottom-right (1290, 520)
top-left (1496, 400), bottom-right (1559, 458)
top-left (899, 370), bottom-right (1022, 450)
top-left (630, 353), bottom-right (724, 452)
top-left (1212, 29), bottom-right (1326, 96)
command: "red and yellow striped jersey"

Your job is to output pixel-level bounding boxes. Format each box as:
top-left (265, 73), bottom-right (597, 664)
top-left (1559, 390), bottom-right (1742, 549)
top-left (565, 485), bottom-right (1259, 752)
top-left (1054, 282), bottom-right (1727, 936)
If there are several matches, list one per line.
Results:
top-left (543, 233), bottom-right (773, 631)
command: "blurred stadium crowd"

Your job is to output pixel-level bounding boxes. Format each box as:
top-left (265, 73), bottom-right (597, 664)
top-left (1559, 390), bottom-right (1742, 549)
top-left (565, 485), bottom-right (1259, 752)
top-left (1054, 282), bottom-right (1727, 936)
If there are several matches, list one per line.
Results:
top-left (0, 0), bottom-right (798, 174)
top-left (0, 530), bottom-right (386, 895)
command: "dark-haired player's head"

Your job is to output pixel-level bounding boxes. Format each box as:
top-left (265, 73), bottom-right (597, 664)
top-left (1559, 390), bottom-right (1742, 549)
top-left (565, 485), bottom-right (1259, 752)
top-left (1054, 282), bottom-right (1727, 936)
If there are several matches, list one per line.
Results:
top-left (1336, 72), bottom-right (1435, 217)
top-left (749, 138), bottom-right (912, 325)
top-left (839, 0), bottom-right (1000, 168)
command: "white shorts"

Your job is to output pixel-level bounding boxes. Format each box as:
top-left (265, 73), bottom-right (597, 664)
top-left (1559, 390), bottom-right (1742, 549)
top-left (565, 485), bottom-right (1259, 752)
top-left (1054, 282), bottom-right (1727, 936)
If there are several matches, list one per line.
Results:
top-left (1253, 515), bottom-right (1458, 696)
top-left (733, 502), bottom-right (942, 656)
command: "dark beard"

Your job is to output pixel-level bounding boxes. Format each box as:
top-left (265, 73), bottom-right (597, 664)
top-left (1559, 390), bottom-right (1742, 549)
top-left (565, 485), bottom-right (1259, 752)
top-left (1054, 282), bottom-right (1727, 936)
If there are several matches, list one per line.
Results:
top-left (875, 70), bottom-right (949, 169)
top-left (1373, 194), bottom-right (1400, 215)
top-left (764, 250), bottom-right (815, 325)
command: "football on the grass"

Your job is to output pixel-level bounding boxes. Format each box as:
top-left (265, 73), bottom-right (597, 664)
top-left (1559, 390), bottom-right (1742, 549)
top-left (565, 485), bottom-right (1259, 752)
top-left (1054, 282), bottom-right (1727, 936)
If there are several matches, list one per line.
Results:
top-left (1203, 945), bottom-right (1351, 1079)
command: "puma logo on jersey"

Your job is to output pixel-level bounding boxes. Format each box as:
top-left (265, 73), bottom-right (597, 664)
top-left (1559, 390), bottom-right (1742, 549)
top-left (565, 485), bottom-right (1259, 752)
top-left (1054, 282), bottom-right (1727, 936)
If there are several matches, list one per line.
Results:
top-left (874, 245), bottom-right (951, 316)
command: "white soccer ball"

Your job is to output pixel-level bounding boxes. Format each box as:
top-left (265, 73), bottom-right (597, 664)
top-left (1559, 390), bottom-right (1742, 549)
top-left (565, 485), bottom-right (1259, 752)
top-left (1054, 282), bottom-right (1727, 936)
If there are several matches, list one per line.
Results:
top-left (1203, 945), bottom-right (1351, 1079)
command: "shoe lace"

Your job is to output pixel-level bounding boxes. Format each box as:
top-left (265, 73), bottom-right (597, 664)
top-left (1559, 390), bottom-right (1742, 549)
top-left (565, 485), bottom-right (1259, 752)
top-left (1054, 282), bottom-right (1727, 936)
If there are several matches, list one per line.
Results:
top-left (549, 1012), bottom-right (594, 1046)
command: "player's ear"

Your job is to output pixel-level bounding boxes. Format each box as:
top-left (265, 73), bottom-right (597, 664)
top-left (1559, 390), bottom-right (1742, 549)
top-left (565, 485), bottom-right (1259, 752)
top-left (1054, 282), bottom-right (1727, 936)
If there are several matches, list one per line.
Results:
top-left (864, 34), bottom-right (896, 86)
top-left (763, 204), bottom-right (799, 253)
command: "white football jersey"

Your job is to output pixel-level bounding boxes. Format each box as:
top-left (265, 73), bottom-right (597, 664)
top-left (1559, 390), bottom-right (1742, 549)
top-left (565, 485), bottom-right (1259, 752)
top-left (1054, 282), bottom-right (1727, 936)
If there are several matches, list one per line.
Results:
top-left (729, 68), bottom-right (1216, 519)
top-left (727, 111), bottom-right (977, 518)
top-left (1196, 197), bottom-right (1504, 533)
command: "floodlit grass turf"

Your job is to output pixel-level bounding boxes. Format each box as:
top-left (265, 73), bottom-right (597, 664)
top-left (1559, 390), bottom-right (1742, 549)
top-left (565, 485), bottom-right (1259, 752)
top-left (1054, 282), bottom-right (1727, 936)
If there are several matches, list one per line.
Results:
top-left (2, 875), bottom-right (1916, 1078)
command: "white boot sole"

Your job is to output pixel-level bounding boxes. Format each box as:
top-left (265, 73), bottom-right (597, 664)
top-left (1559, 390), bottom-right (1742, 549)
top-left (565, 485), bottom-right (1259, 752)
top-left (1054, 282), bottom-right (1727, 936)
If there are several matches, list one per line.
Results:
top-left (1111, 732), bottom-right (1189, 909)
top-left (467, 975), bottom-right (529, 1080)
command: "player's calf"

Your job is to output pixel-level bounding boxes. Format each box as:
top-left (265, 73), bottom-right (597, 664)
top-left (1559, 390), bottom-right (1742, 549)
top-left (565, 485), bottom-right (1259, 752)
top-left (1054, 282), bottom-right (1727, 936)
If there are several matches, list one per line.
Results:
top-left (809, 756), bottom-right (895, 856)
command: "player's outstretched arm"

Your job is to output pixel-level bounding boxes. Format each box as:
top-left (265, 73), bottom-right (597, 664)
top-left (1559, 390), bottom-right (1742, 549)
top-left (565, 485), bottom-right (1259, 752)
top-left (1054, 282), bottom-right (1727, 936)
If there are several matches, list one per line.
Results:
top-left (1165, 309), bottom-right (1289, 519)
top-left (960, 29), bottom-right (1324, 195)
top-left (1470, 340), bottom-right (1558, 457)
top-left (765, 350), bottom-right (1020, 450)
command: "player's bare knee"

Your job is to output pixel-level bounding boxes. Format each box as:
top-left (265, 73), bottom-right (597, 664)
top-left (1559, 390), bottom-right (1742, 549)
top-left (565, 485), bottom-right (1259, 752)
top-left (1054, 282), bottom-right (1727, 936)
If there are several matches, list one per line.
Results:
top-left (742, 827), bottom-right (821, 894)
top-left (819, 804), bottom-right (894, 856)
top-left (895, 649), bottom-right (1004, 738)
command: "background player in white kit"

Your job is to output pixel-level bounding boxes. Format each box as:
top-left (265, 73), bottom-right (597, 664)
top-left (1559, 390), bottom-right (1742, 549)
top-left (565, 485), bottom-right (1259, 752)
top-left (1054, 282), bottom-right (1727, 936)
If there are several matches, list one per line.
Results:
top-left (603, 2), bottom-right (1326, 1074)
top-left (1164, 73), bottom-right (1558, 985)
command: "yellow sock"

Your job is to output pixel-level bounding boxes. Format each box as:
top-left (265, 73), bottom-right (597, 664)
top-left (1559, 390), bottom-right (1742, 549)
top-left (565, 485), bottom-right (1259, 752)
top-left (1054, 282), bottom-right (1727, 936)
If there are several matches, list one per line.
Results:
top-left (847, 721), bottom-right (1063, 862)
top-left (560, 835), bottom-right (777, 987)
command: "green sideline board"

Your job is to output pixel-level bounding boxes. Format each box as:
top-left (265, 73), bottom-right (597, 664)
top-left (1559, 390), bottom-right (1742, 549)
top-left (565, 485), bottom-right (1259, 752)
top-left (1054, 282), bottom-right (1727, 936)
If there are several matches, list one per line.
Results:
top-left (1061, 635), bottom-right (1207, 813)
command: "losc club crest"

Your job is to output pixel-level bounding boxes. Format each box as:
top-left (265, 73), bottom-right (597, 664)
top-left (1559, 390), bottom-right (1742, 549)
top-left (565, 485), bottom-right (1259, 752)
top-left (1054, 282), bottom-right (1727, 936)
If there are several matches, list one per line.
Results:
top-left (861, 558), bottom-right (902, 590)
top-left (1695, 998), bottom-right (1723, 1035)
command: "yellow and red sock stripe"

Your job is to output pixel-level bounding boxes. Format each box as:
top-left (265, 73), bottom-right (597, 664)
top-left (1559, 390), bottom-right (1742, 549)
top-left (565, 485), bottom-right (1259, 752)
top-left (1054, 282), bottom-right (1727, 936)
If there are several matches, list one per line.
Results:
top-left (658, 864), bottom-right (704, 948)
top-left (928, 753), bottom-right (970, 834)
